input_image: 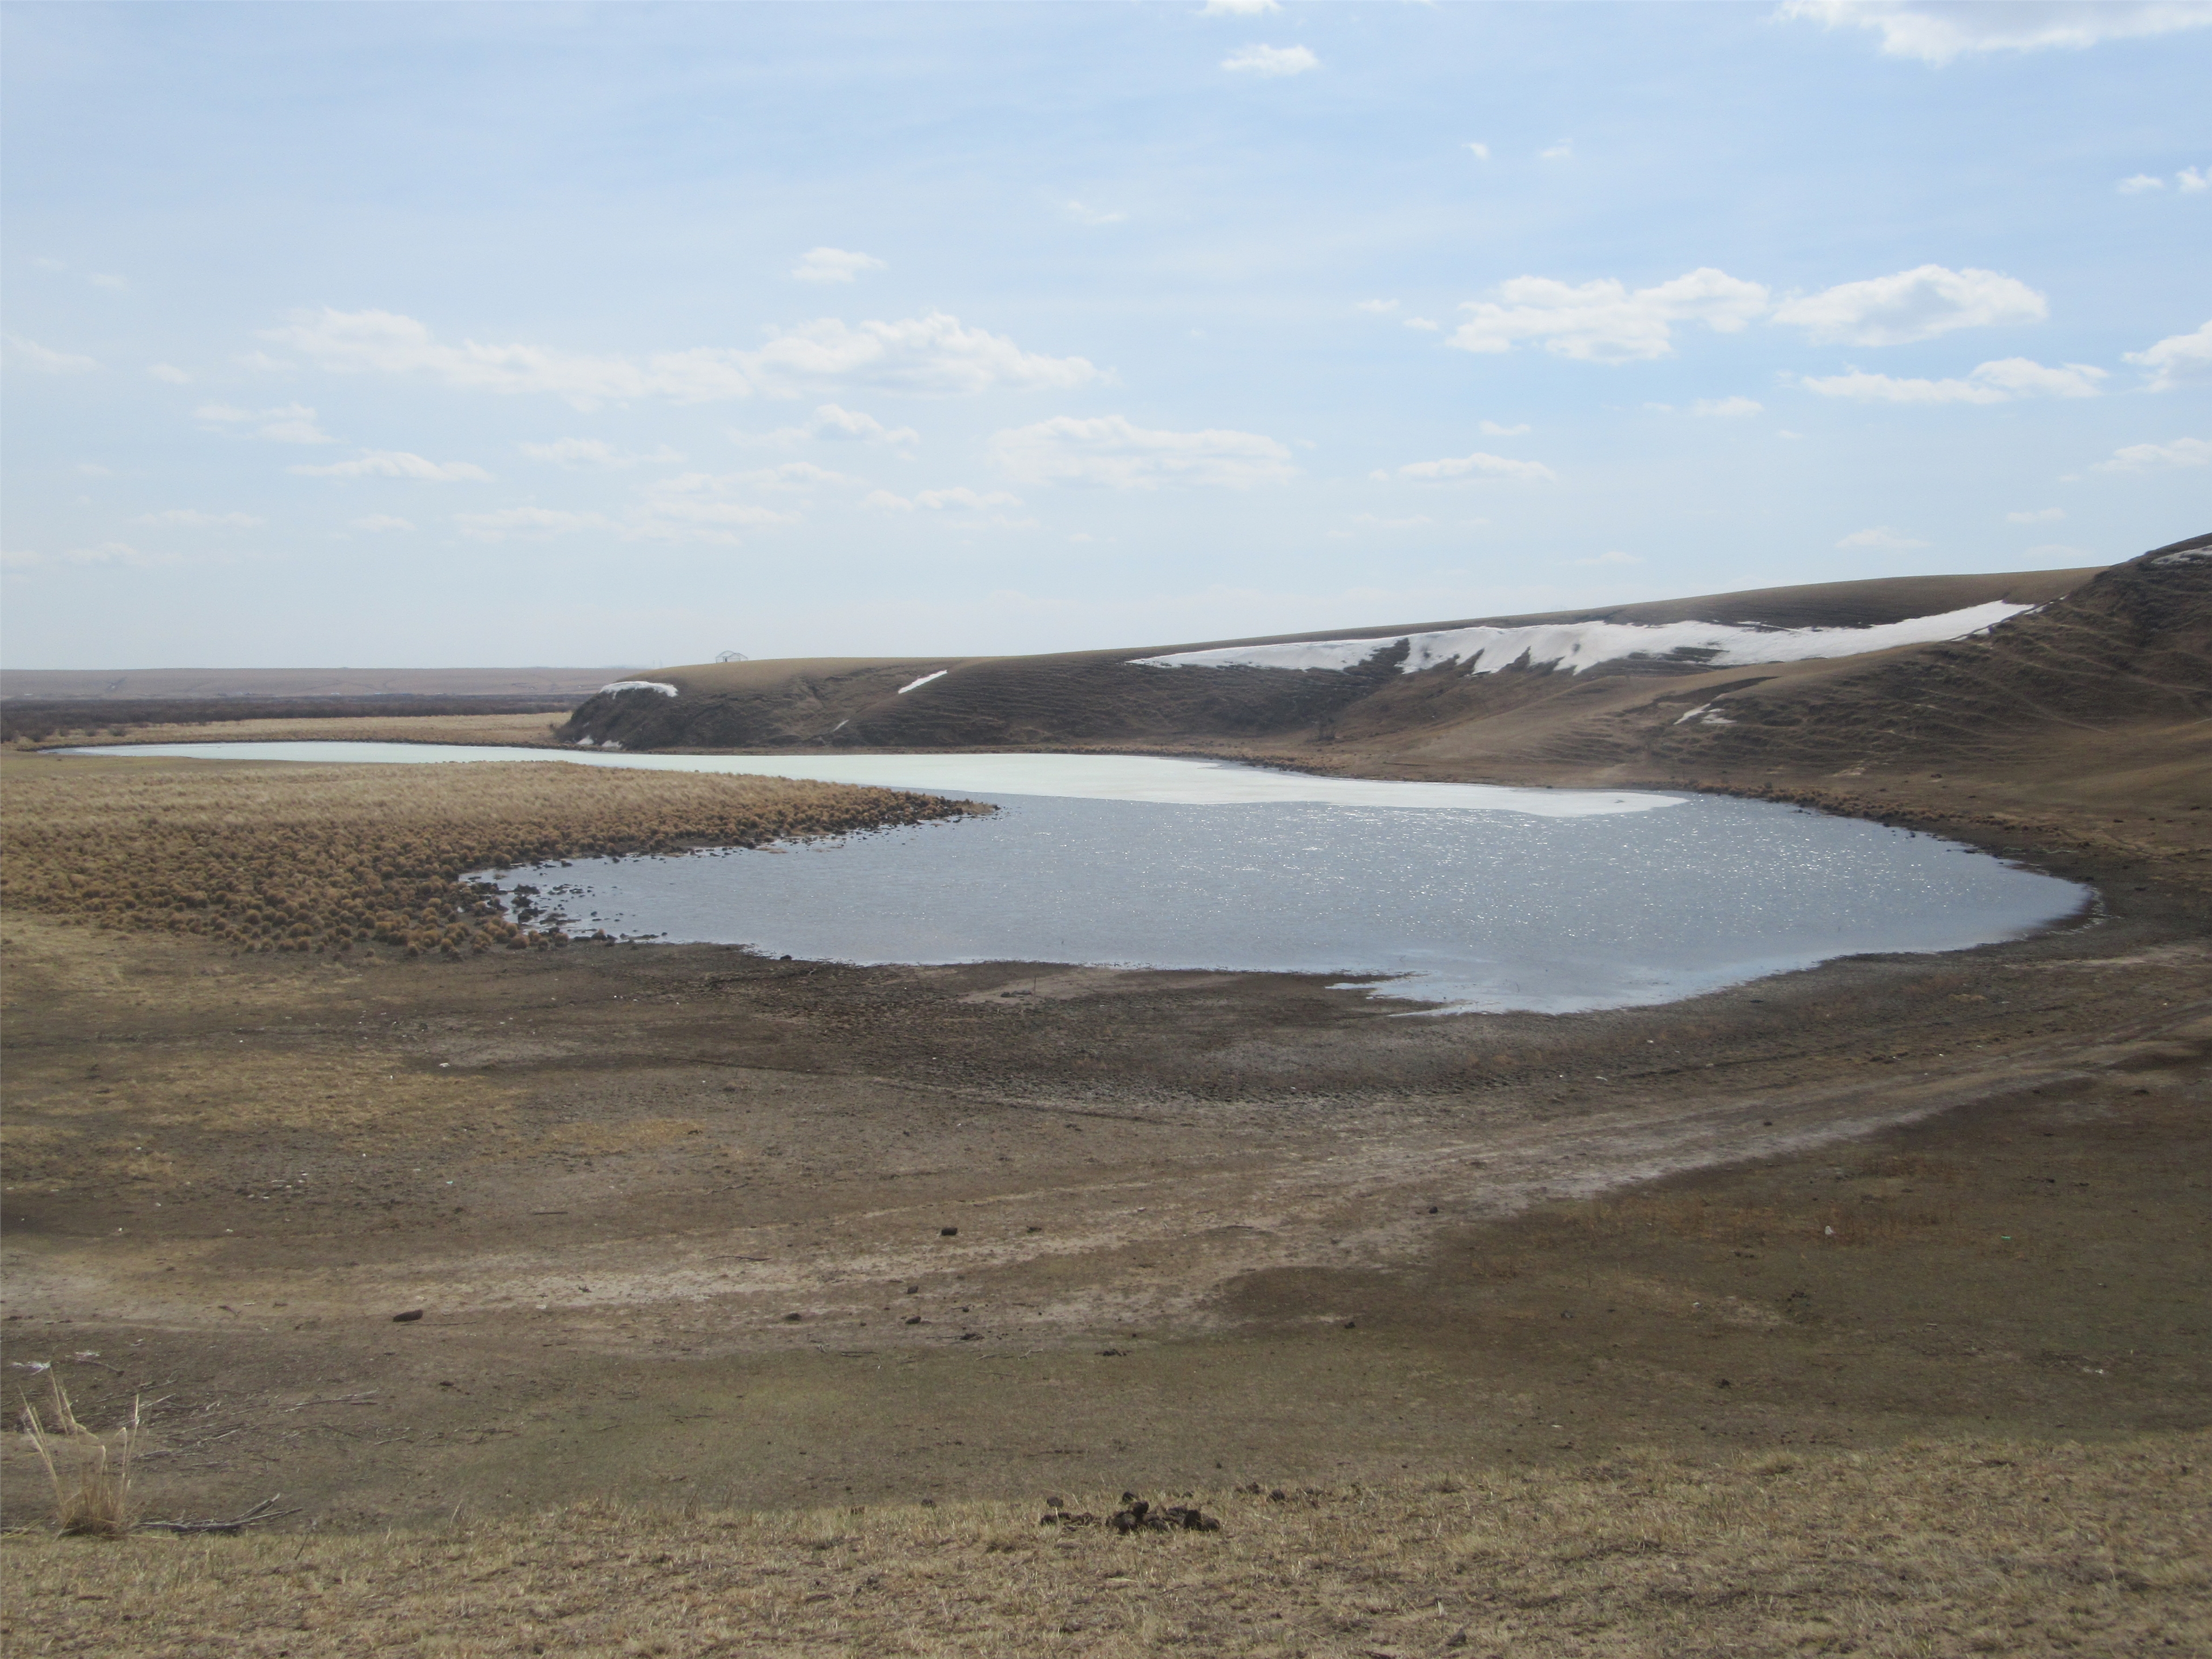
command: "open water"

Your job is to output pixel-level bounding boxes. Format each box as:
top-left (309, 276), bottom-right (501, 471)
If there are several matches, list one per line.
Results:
top-left (78, 743), bottom-right (2090, 1013)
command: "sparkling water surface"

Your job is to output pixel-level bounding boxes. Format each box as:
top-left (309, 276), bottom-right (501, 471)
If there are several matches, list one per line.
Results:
top-left (78, 743), bottom-right (2089, 1014)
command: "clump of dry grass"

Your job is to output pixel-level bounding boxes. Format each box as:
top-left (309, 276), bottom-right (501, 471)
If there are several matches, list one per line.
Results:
top-left (1, 756), bottom-right (969, 958)
top-left (17, 1374), bottom-right (138, 1539)
top-left (1, 1435), bottom-right (2203, 1655)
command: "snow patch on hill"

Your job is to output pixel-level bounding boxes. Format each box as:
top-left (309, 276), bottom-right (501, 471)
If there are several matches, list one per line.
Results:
top-left (1131, 601), bottom-right (2036, 677)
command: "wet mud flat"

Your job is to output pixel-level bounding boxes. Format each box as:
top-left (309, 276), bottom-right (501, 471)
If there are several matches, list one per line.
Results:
top-left (2, 871), bottom-right (2206, 1529)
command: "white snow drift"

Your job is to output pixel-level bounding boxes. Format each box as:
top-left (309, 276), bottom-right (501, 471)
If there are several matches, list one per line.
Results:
top-left (1132, 601), bottom-right (2035, 677)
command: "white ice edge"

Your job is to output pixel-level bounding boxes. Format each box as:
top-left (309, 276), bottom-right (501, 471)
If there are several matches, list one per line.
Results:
top-left (63, 742), bottom-right (1685, 818)
top-left (1132, 601), bottom-right (2036, 676)
top-left (598, 680), bottom-right (679, 696)
top-left (895, 669), bottom-right (949, 695)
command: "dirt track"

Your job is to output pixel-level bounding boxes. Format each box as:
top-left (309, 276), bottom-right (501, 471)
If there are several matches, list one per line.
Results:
top-left (4, 758), bottom-right (2207, 1526)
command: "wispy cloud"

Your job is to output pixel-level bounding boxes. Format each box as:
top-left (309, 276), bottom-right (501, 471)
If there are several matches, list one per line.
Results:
top-left (1779, 1), bottom-right (2212, 65)
top-left (1575, 549), bottom-right (1642, 565)
top-left (146, 363), bottom-right (191, 384)
top-left (349, 515), bottom-right (417, 532)
top-left (518, 437), bottom-right (686, 468)
top-left (291, 449), bottom-right (493, 482)
top-left (1773, 265), bottom-right (2046, 345)
top-left (2092, 436), bottom-right (2210, 473)
top-left (3, 334), bottom-right (98, 373)
top-left (2124, 319), bottom-right (2211, 390)
top-left (264, 307), bottom-right (1100, 407)
top-left (133, 509), bottom-right (265, 528)
top-left (1450, 268), bottom-right (1769, 363)
top-left (194, 401), bottom-right (336, 442)
top-left (1201, 0), bottom-right (1278, 14)
top-left (1802, 358), bottom-right (2106, 403)
top-left (1373, 450), bottom-right (1558, 484)
top-left (992, 415), bottom-right (1294, 489)
top-left (1063, 199), bottom-right (1126, 226)
top-left (1224, 43), bottom-right (1318, 76)
top-left (791, 246), bottom-right (887, 284)
top-left (1836, 525), bottom-right (1929, 550)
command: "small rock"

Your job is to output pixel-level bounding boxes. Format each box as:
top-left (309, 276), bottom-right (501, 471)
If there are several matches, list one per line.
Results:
top-left (783, 1312), bottom-right (804, 1323)
top-left (940, 1226), bottom-right (958, 1237)
top-left (391, 1309), bottom-right (424, 1323)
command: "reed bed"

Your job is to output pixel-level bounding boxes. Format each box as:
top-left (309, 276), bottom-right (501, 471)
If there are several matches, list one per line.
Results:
top-left (0, 757), bottom-right (968, 958)
top-left (2, 1436), bottom-right (2203, 1655)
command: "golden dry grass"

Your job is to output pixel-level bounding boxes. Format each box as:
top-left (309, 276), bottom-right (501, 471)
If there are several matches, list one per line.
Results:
top-left (3, 1437), bottom-right (2203, 1656)
top-left (37, 712), bottom-right (569, 749)
top-left (17, 1377), bottom-right (138, 1541)
top-left (0, 754), bottom-right (967, 959)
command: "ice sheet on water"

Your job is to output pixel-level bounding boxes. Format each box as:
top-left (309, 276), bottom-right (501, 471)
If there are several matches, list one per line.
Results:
top-left (72, 744), bottom-right (1684, 818)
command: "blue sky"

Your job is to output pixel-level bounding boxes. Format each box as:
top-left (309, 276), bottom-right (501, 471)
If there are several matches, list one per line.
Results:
top-left (3, 0), bottom-right (2206, 669)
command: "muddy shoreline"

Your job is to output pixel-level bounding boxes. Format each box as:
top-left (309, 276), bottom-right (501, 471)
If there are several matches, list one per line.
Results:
top-left (2, 740), bottom-right (2206, 1533)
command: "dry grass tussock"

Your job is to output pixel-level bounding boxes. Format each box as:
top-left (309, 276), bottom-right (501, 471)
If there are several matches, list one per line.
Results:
top-left (1, 758), bottom-right (967, 958)
top-left (4, 1437), bottom-right (2204, 1656)
top-left (16, 1374), bottom-right (138, 1540)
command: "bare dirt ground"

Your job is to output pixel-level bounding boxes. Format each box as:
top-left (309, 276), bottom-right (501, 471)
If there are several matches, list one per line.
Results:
top-left (3, 729), bottom-right (2207, 1654)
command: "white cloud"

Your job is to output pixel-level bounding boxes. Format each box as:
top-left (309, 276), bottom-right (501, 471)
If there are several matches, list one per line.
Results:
top-left (1539, 139), bottom-right (1575, 160)
top-left (1449, 268), bottom-right (1770, 363)
top-left (738, 461), bottom-right (868, 490)
top-left (1404, 317), bottom-right (1441, 332)
top-left (1772, 265), bottom-right (2046, 345)
top-left (992, 415), bottom-right (1295, 490)
top-left (791, 247), bottom-right (887, 284)
top-left (194, 400), bottom-right (336, 442)
top-left (1356, 299), bottom-right (1400, 314)
top-left (2092, 436), bottom-right (2211, 473)
top-left (1346, 514), bottom-right (1433, 530)
top-left (2180, 166), bottom-right (2209, 193)
top-left (239, 350), bottom-right (292, 373)
top-left (1691, 395), bottom-right (1765, 416)
top-left (2006, 507), bottom-right (2066, 524)
top-left (254, 403), bottom-right (335, 443)
top-left (1801, 357), bottom-right (2107, 403)
top-left (1479, 421), bottom-right (1531, 435)
top-left (33, 257), bottom-right (65, 272)
top-left (1466, 141), bottom-right (1491, 160)
top-left (1837, 525), bottom-right (1930, 550)
top-left (1064, 199), bottom-right (1126, 225)
top-left (2118, 173), bottom-right (2167, 194)
top-left (863, 490), bottom-right (915, 511)
top-left (89, 273), bottom-right (127, 292)
top-left (3, 334), bottom-right (98, 373)
top-left (146, 363), bottom-right (190, 384)
top-left (291, 449), bottom-right (494, 482)
top-left (916, 487), bottom-right (1023, 511)
top-left (1779, 1), bottom-right (2212, 64)
top-left (133, 509), bottom-right (265, 528)
top-left (1224, 43), bottom-right (1319, 76)
top-left (1201, 0), bottom-right (1279, 13)
top-left (1378, 450), bottom-right (1559, 484)
top-left (632, 473), bottom-right (805, 541)
top-left (519, 437), bottom-right (685, 468)
top-left (35, 541), bottom-right (177, 569)
top-left (1575, 550), bottom-right (1643, 566)
top-left (265, 307), bottom-right (1097, 406)
top-left (350, 515), bottom-right (417, 532)
top-left (805, 403), bottom-right (922, 447)
top-left (455, 507), bottom-right (621, 541)
top-left (2124, 319), bottom-right (2212, 390)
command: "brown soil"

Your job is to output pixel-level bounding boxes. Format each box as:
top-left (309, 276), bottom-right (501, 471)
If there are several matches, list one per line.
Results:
top-left (3, 545), bottom-right (2206, 1650)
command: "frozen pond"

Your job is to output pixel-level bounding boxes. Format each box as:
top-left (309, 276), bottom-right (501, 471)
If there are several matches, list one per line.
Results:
top-left (78, 743), bottom-right (2090, 1014)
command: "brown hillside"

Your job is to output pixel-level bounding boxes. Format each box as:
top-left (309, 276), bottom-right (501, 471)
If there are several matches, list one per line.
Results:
top-left (561, 564), bottom-right (2098, 752)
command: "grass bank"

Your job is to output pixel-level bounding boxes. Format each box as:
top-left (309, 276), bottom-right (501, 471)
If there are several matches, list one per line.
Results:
top-left (5, 1437), bottom-right (2204, 1656)
top-left (0, 752), bottom-right (972, 957)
